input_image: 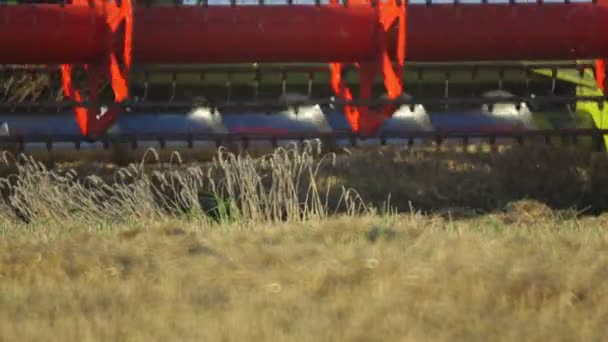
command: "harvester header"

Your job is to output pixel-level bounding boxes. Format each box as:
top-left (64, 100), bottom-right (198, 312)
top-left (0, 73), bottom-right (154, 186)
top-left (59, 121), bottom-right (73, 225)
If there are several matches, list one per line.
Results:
top-left (1, 0), bottom-right (608, 161)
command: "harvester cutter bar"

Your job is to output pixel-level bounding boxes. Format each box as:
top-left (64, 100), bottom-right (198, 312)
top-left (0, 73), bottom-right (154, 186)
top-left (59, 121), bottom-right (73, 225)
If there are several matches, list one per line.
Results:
top-left (0, 96), bottom-right (604, 112)
top-left (2, 128), bottom-right (606, 143)
top-left (2, 129), bottom-right (606, 163)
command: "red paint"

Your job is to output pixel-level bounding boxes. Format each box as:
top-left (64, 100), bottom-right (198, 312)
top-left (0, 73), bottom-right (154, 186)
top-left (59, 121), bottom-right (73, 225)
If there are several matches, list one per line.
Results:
top-left (1, 2), bottom-right (608, 64)
top-left (133, 5), bottom-right (378, 64)
top-left (58, 0), bottom-right (132, 137)
top-left (0, 5), bottom-right (108, 64)
top-left (404, 2), bottom-right (608, 62)
top-left (328, 0), bottom-right (407, 134)
top-left (596, 60), bottom-right (607, 92)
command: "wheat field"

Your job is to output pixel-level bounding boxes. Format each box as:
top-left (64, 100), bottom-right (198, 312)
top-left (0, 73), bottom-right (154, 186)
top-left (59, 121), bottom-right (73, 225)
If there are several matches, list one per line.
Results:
top-left (1, 144), bottom-right (608, 341)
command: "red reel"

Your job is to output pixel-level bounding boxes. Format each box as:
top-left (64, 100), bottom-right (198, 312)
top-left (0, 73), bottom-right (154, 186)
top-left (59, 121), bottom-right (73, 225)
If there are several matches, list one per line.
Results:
top-left (329, 0), bottom-right (406, 136)
top-left (60, 0), bottom-right (132, 137)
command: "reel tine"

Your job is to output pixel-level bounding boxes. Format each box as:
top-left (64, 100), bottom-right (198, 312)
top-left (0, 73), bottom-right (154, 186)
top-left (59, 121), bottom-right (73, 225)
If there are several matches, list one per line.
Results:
top-left (52, 67), bottom-right (62, 114)
top-left (281, 70), bottom-right (287, 100)
top-left (471, 64), bottom-right (478, 82)
top-left (170, 71), bottom-right (177, 101)
top-left (578, 63), bottom-right (586, 79)
top-left (143, 71), bottom-right (150, 103)
top-left (413, 67), bottom-right (424, 111)
top-left (307, 71), bottom-right (314, 100)
top-left (26, 69), bottom-right (33, 114)
top-left (498, 66), bottom-right (505, 91)
top-left (253, 66), bottom-right (261, 101)
top-left (443, 70), bottom-right (450, 112)
top-left (193, 70), bottom-right (214, 114)
top-left (469, 64), bottom-right (480, 101)
top-left (45, 67), bottom-right (55, 114)
top-left (551, 66), bottom-right (558, 95)
top-left (199, 70), bottom-right (208, 108)
top-left (226, 71), bottom-right (232, 106)
top-left (524, 65), bottom-right (532, 95)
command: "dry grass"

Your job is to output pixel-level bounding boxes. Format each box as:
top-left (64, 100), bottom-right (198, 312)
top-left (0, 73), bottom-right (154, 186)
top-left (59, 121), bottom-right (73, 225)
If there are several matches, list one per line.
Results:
top-left (1, 144), bottom-right (608, 340)
top-left (1, 214), bottom-right (608, 341)
top-left (0, 143), bottom-right (370, 227)
top-left (5, 142), bottom-right (606, 224)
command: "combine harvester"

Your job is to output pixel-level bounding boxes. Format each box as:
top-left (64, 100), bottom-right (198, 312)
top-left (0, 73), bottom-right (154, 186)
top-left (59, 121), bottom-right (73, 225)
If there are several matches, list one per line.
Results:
top-left (1, 0), bottom-right (608, 163)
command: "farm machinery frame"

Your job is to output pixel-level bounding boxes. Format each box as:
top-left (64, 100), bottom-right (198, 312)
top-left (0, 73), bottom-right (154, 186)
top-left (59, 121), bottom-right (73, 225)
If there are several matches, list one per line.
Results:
top-left (1, 0), bottom-right (608, 161)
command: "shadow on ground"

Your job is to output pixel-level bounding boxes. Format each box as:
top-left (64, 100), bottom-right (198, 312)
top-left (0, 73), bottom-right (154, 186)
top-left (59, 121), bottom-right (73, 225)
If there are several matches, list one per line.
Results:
top-left (314, 145), bottom-right (608, 217)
